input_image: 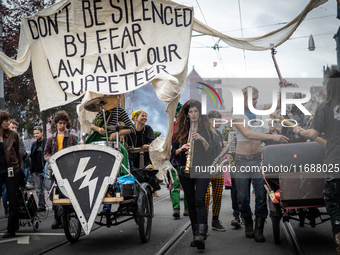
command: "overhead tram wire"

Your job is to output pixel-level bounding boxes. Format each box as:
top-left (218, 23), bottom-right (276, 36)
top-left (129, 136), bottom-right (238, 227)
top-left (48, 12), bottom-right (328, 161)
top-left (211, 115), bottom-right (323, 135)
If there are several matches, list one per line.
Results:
top-left (195, 0), bottom-right (228, 77)
top-left (191, 14), bottom-right (336, 38)
top-left (238, 0), bottom-right (247, 77)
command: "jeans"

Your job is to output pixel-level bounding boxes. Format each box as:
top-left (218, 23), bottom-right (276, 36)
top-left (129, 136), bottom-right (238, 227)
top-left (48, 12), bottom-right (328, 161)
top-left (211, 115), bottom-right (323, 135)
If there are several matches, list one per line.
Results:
top-left (233, 157), bottom-right (268, 219)
top-left (2, 183), bottom-right (8, 214)
top-left (24, 167), bottom-right (30, 184)
top-left (34, 172), bottom-right (49, 210)
top-left (231, 177), bottom-right (240, 218)
top-left (324, 178), bottom-right (340, 234)
top-left (0, 169), bottom-right (20, 233)
top-left (179, 175), bottom-right (210, 225)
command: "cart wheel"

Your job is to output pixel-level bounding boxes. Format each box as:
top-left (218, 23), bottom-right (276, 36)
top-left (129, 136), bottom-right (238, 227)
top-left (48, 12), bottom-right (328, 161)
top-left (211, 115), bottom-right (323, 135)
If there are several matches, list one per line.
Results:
top-left (138, 188), bottom-right (152, 243)
top-left (63, 212), bottom-right (81, 243)
top-left (33, 220), bottom-right (39, 232)
top-left (270, 214), bottom-right (281, 244)
top-left (298, 209), bottom-right (305, 227)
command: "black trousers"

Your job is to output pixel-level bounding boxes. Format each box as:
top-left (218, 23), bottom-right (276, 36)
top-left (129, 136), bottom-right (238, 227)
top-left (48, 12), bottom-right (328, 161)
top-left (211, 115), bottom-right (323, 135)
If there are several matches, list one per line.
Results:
top-left (0, 168), bottom-right (20, 233)
top-left (179, 175), bottom-right (210, 225)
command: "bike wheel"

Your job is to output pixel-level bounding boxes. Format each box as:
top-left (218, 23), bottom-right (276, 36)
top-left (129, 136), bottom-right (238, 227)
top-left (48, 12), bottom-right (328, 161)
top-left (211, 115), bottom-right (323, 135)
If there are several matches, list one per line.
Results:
top-left (138, 188), bottom-right (152, 243)
top-left (63, 212), bottom-right (82, 243)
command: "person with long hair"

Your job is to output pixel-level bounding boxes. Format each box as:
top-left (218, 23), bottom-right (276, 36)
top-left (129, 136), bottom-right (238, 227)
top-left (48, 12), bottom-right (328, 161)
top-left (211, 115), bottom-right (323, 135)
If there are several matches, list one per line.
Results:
top-left (232, 86), bottom-right (288, 242)
top-left (293, 70), bottom-right (340, 254)
top-left (171, 100), bottom-right (215, 250)
top-left (0, 110), bottom-right (22, 238)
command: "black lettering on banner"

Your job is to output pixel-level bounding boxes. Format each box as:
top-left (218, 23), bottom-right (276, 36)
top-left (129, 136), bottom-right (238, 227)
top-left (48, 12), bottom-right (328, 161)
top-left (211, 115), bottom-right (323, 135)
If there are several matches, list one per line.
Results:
top-left (37, 17), bottom-right (47, 37)
top-left (156, 46), bottom-right (167, 63)
top-left (94, 56), bottom-right (107, 73)
top-left (130, 48), bottom-right (141, 66)
top-left (157, 65), bottom-right (168, 74)
top-left (110, 0), bottom-right (123, 24)
top-left (96, 29), bottom-right (107, 53)
top-left (147, 48), bottom-right (156, 65)
top-left (108, 75), bottom-right (119, 93)
top-left (28, 20), bottom-right (39, 39)
top-left (120, 72), bottom-right (134, 90)
top-left (47, 14), bottom-right (59, 35)
top-left (71, 80), bottom-right (83, 96)
top-left (82, 0), bottom-right (94, 28)
top-left (145, 66), bottom-right (155, 81)
top-left (109, 28), bottom-right (120, 50)
top-left (108, 54), bottom-right (113, 72)
top-left (131, 23), bottom-right (145, 46)
top-left (67, 59), bottom-right (84, 76)
top-left (142, 0), bottom-right (151, 21)
top-left (64, 35), bottom-right (77, 57)
top-left (58, 59), bottom-right (70, 77)
top-left (168, 44), bottom-right (181, 61)
top-left (130, 0), bottom-right (141, 22)
top-left (47, 59), bottom-right (57, 79)
top-left (96, 76), bottom-right (107, 91)
top-left (62, 3), bottom-right (71, 32)
top-left (77, 33), bottom-right (87, 58)
top-left (121, 26), bottom-right (133, 48)
top-left (152, 2), bottom-right (163, 24)
top-left (124, 0), bottom-right (129, 24)
top-left (183, 8), bottom-right (192, 27)
top-left (134, 71), bottom-right (144, 87)
top-left (58, 81), bottom-right (69, 101)
top-left (113, 52), bottom-right (126, 71)
top-left (85, 74), bottom-right (95, 89)
top-left (164, 6), bottom-right (173, 25)
top-left (94, 0), bottom-right (105, 26)
top-left (174, 8), bottom-right (182, 27)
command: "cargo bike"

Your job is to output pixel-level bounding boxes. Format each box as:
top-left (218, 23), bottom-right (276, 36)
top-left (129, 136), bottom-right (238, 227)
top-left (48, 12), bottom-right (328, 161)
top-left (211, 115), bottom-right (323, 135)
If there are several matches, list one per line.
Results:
top-left (262, 141), bottom-right (331, 244)
top-left (49, 97), bottom-right (155, 243)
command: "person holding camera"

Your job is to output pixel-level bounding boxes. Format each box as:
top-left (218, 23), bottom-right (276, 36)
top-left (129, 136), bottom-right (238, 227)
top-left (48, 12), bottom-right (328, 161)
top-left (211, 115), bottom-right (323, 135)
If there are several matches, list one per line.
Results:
top-left (0, 110), bottom-right (22, 238)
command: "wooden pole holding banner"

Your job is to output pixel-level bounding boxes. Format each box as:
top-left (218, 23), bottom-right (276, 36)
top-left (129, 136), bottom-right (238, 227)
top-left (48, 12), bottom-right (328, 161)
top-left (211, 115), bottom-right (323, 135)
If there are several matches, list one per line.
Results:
top-left (270, 114), bottom-right (327, 147)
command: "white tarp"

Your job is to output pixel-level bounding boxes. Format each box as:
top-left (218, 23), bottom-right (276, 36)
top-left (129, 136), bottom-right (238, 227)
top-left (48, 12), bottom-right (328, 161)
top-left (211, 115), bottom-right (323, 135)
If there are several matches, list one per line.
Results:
top-left (0, 0), bottom-right (328, 181)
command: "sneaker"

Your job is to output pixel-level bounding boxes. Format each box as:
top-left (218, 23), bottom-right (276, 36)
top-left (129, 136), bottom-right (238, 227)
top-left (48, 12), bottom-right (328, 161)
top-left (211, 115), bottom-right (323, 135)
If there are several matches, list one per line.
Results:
top-left (212, 220), bottom-right (226, 231)
top-left (231, 218), bottom-right (242, 229)
top-left (173, 209), bottom-right (180, 219)
top-left (4, 211), bottom-right (9, 218)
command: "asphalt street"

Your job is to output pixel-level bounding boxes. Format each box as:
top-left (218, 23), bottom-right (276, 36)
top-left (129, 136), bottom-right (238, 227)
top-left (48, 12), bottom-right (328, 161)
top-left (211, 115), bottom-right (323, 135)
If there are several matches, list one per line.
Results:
top-left (0, 182), bottom-right (336, 255)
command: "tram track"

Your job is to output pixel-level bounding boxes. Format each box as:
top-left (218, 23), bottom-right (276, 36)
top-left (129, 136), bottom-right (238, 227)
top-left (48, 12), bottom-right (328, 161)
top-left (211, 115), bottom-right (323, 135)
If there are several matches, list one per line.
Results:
top-left (281, 221), bottom-right (306, 255)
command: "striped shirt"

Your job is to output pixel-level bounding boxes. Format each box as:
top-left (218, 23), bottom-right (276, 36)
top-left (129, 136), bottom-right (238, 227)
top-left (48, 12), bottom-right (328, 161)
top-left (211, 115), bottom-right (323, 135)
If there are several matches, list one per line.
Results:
top-left (95, 106), bottom-right (135, 133)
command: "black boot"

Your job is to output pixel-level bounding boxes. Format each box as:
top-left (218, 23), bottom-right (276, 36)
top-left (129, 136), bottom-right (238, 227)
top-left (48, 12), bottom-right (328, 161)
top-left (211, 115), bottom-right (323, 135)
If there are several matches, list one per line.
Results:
top-left (190, 224), bottom-right (197, 247)
top-left (244, 215), bottom-right (255, 238)
top-left (194, 224), bottom-right (207, 250)
top-left (254, 216), bottom-right (266, 242)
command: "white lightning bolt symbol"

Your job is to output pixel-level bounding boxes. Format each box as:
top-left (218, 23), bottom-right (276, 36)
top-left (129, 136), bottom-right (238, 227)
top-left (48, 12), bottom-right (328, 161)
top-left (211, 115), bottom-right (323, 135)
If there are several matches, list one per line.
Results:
top-left (73, 157), bottom-right (98, 207)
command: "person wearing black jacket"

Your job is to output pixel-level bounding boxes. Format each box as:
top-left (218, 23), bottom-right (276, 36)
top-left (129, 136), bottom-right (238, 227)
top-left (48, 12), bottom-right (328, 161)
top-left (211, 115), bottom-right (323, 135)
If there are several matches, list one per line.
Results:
top-left (30, 126), bottom-right (47, 212)
top-left (126, 110), bottom-right (155, 168)
top-left (0, 110), bottom-right (22, 238)
top-left (171, 100), bottom-right (215, 250)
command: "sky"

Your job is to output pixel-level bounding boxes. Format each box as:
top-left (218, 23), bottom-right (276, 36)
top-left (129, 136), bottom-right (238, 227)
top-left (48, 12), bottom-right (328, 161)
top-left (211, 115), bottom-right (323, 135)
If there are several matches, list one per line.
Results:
top-left (183, 0), bottom-right (338, 79)
top-left (126, 0), bottom-right (339, 136)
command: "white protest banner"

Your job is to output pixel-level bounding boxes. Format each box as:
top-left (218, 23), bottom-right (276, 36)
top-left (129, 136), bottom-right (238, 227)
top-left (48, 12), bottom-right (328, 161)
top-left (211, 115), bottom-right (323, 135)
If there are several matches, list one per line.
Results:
top-left (4, 0), bottom-right (193, 111)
